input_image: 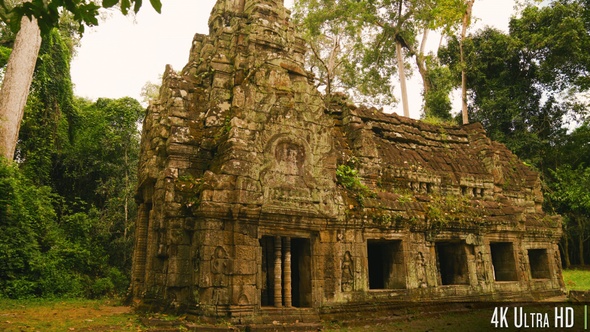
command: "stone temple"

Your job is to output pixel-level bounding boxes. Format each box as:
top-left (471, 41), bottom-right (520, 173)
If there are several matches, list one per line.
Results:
top-left (131, 0), bottom-right (565, 323)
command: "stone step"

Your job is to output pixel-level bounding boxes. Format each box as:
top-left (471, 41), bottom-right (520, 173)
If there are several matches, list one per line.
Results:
top-left (142, 317), bottom-right (239, 332)
top-left (258, 307), bottom-right (320, 324)
top-left (242, 322), bottom-right (322, 332)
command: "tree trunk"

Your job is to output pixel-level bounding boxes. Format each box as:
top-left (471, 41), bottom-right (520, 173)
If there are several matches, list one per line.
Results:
top-left (416, 29), bottom-right (431, 102)
top-left (396, 40), bottom-right (409, 117)
top-left (459, 0), bottom-right (475, 125)
top-left (0, 10), bottom-right (42, 160)
top-left (578, 218), bottom-right (585, 266)
top-left (562, 228), bottom-right (571, 268)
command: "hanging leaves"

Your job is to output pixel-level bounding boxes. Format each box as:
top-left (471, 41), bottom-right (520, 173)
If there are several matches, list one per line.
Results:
top-left (0, 0), bottom-right (163, 34)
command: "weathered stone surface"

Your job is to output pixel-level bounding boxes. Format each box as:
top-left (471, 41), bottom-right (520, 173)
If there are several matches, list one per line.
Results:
top-left (131, 0), bottom-right (564, 322)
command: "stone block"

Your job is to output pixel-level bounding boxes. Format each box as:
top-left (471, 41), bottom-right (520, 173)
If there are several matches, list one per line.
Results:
top-left (232, 259), bottom-right (257, 275)
top-left (234, 245), bottom-right (256, 261)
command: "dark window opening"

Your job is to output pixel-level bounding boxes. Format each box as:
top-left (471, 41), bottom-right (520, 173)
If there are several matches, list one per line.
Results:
top-left (260, 236), bottom-right (275, 306)
top-left (490, 242), bottom-right (518, 281)
top-left (291, 238), bottom-right (312, 307)
top-left (528, 249), bottom-right (551, 279)
top-left (436, 242), bottom-right (469, 285)
top-left (367, 240), bottom-right (406, 289)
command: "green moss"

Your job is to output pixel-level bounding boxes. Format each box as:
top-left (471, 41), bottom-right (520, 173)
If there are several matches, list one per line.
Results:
top-left (425, 194), bottom-right (484, 231)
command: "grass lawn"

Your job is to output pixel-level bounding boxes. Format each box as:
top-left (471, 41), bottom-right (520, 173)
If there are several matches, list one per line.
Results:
top-left (1, 270), bottom-right (589, 331)
top-left (563, 268), bottom-right (590, 291)
top-left (0, 298), bottom-right (143, 331)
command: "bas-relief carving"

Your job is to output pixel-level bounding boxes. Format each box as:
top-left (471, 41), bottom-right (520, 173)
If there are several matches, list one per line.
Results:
top-left (476, 251), bottom-right (487, 283)
top-left (212, 246), bottom-right (229, 286)
top-left (416, 252), bottom-right (427, 288)
top-left (211, 246), bottom-right (229, 304)
top-left (238, 293), bottom-right (249, 305)
top-left (275, 141), bottom-right (305, 178)
top-left (261, 135), bottom-right (315, 209)
top-left (341, 251), bottom-right (354, 292)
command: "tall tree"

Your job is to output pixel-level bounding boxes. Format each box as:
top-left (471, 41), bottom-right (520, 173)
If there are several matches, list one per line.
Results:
top-left (17, 27), bottom-right (77, 185)
top-left (440, 0), bottom-right (590, 265)
top-left (0, 0), bottom-right (161, 160)
top-left (294, 0), bottom-right (467, 116)
top-left (0, 0), bottom-right (41, 160)
top-left (459, 0), bottom-right (474, 124)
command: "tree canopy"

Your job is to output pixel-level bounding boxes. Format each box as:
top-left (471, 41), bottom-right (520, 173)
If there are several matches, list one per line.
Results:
top-left (1, 24), bottom-right (144, 298)
top-left (0, 0), bottom-right (162, 33)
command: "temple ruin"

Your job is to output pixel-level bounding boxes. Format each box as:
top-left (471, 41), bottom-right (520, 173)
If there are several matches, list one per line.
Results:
top-left (131, 0), bottom-right (565, 323)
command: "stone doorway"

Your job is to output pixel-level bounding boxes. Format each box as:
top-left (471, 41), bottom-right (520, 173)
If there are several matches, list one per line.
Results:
top-left (260, 236), bottom-right (312, 308)
top-left (436, 241), bottom-right (469, 285)
top-left (528, 249), bottom-right (551, 279)
top-left (490, 242), bottom-right (518, 281)
top-left (367, 240), bottom-right (406, 289)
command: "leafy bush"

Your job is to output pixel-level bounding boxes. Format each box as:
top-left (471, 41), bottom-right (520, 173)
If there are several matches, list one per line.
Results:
top-left (336, 161), bottom-right (375, 207)
top-left (0, 159), bottom-right (130, 299)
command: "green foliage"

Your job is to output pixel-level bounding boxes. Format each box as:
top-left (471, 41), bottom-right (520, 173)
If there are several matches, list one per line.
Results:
top-left (562, 269), bottom-right (590, 291)
top-left (336, 160), bottom-right (374, 205)
top-left (510, 1), bottom-right (590, 92)
top-left (0, 158), bottom-right (81, 298)
top-left (0, 158), bottom-right (126, 299)
top-left (1, 25), bottom-right (143, 299)
top-left (425, 194), bottom-right (483, 226)
top-left (0, 0), bottom-right (162, 34)
top-left (548, 164), bottom-right (590, 213)
top-left (423, 59), bottom-right (455, 120)
top-left (0, 44), bottom-right (10, 67)
top-left (293, 0), bottom-right (396, 105)
top-left (336, 164), bottom-right (363, 190)
top-left (439, 0), bottom-right (590, 265)
top-left (17, 28), bottom-right (77, 185)
top-left (294, 0), bottom-right (469, 109)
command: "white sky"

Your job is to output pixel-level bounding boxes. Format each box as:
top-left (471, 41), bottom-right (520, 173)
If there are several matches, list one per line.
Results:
top-left (70, 0), bottom-right (518, 118)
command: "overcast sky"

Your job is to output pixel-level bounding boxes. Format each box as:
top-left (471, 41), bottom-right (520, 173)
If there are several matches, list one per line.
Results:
top-left (70, 0), bottom-right (518, 119)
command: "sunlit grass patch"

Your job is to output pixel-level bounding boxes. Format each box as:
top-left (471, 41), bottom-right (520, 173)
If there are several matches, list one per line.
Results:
top-left (0, 298), bottom-right (140, 332)
top-left (563, 268), bottom-right (590, 291)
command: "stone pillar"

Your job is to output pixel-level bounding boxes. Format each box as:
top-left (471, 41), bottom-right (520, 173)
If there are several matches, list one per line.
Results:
top-left (283, 237), bottom-right (292, 307)
top-left (131, 202), bottom-right (150, 297)
top-left (274, 236), bottom-right (282, 307)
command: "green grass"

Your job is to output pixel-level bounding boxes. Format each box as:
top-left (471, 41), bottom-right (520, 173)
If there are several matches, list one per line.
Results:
top-left (563, 268), bottom-right (590, 291)
top-left (0, 298), bottom-right (142, 331)
top-left (3, 271), bottom-right (590, 332)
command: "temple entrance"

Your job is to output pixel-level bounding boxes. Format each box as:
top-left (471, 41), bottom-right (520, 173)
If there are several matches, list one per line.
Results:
top-left (436, 241), bottom-right (469, 285)
top-left (367, 240), bottom-right (406, 289)
top-left (490, 242), bottom-right (518, 281)
top-left (528, 249), bottom-right (551, 279)
top-left (260, 236), bottom-right (312, 308)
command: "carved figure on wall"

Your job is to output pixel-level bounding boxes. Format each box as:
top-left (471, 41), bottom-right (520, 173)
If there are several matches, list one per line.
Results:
top-left (262, 138), bottom-right (312, 206)
top-left (518, 252), bottom-right (527, 278)
top-left (276, 142), bottom-right (304, 176)
top-left (341, 251), bottom-right (354, 292)
top-left (212, 246), bottom-right (229, 287)
top-left (476, 251), bottom-right (486, 282)
top-left (416, 252), bottom-right (427, 288)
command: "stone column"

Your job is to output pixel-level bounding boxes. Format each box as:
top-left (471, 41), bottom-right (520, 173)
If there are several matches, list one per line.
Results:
top-left (283, 237), bottom-right (292, 307)
top-left (131, 202), bottom-right (150, 297)
top-left (274, 236), bottom-right (282, 307)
